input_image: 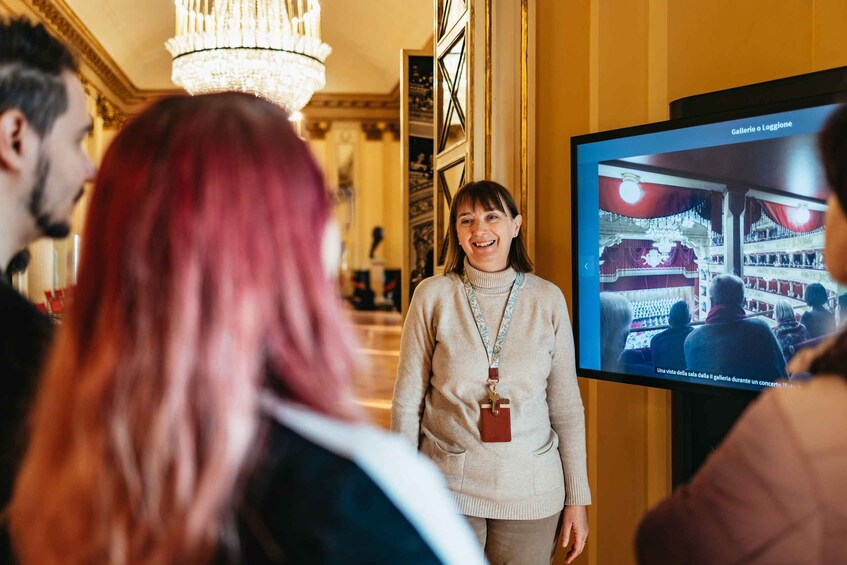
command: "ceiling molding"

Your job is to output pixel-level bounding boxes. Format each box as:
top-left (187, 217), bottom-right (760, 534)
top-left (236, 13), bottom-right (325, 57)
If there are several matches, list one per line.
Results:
top-left (21, 0), bottom-right (181, 109)
top-left (11, 0), bottom-right (403, 123)
top-left (304, 88), bottom-right (400, 122)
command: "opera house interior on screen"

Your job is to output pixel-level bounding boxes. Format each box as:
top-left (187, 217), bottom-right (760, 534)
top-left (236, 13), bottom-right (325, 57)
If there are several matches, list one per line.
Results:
top-left (576, 104), bottom-right (843, 392)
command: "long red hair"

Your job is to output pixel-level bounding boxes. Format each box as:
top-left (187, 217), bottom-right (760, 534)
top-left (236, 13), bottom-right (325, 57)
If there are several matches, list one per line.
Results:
top-left (9, 93), bottom-right (358, 563)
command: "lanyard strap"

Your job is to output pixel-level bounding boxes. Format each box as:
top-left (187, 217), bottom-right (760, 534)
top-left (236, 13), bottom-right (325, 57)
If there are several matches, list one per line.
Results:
top-left (462, 271), bottom-right (525, 377)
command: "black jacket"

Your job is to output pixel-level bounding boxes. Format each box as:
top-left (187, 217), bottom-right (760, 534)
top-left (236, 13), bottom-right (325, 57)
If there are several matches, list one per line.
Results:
top-left (801, 307), bottom-right (836, 340)
top-left (218, 398), bottom-right (485, 564)
top-left (650, 325), bottom-right (694, 371)
top-left (0, 276), bottom-right (53, 563)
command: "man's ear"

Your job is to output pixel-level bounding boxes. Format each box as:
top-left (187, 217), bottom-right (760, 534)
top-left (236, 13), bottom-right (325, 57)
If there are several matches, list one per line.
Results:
top-left (0, 110), bottom-right (33, 173)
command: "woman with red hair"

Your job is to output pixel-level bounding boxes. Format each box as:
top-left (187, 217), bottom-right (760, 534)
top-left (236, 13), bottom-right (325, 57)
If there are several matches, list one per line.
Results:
top-left (8, 93), bottom-right (483, 565)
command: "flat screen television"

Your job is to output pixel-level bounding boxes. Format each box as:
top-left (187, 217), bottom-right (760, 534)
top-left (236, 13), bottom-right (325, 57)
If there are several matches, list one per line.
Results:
top-left (572, 97), bottom-right (846, 394)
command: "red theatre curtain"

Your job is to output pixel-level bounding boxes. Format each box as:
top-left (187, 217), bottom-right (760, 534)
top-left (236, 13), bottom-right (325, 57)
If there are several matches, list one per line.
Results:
top-left (599, 176), bottom-right (709, 219)
top-left (744, 198), bottom-right (763, 236)
top-left (758, 200), bottom-right (825, 233)
top-left (600, 239), bottom-right (698, 277)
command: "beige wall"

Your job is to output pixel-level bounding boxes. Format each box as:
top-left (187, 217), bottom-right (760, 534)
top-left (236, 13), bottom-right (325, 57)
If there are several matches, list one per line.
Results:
top-left (309, 124), bottom-right (402, 283)
top-left (535, 1), bottom-right (847, 564)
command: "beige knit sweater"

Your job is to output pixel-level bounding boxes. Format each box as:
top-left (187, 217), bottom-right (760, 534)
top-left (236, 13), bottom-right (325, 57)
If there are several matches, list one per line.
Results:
top-left (391, 261), bottom-right (591, 520)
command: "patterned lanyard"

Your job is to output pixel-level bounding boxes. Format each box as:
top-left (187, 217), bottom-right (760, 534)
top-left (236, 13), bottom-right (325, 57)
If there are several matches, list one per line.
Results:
top-left (462, 271), bottom-right (525, 393)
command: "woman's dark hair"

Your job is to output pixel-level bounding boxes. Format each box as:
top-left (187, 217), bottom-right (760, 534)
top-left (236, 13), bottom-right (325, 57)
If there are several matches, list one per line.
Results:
top-left (805, 106), bottom-right (847, 375)
top-left (804, 282), bottom-right (829, 308)
top-left (443, 180), bottom-right (533, 274)
top-left (819, 104), bottom-right (847, 212)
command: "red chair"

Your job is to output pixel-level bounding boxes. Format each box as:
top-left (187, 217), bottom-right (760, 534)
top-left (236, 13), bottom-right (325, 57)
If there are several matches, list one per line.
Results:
top-left (55, 288), bottom-right (65, 298)
top-left (35, 303), bottom-right (48, 314)
top-left (49, 298), bottom-right (63, 315)
top-left (44, 290), bottom-right (53, 300)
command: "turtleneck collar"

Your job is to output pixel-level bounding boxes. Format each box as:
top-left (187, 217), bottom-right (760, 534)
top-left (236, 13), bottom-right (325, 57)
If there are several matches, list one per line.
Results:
top-left (463, 258), bottom-right (517, 294)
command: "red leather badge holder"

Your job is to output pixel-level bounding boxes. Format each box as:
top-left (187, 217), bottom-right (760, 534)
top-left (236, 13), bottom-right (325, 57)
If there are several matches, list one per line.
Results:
top-left (480, 398), bottom-right (511, 442)
top-left (480, 367), bottom-right (511, 442)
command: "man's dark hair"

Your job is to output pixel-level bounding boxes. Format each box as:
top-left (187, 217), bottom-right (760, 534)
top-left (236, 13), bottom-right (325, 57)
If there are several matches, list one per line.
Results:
top-left (667, 301), bottom-right (690, 327)
top-left (0, 18), bottom-right (78, 136)
top-left (820, 104), bottom-right (847, 213)
top-left (806, 107), bottom-right (847, 375)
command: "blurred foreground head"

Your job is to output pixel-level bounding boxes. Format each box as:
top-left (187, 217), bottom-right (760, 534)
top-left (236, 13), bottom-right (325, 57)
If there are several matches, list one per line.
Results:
top-left (10, 93), bottom-right (357, 563)
top-left (821, 104), bottom-right (847, 285)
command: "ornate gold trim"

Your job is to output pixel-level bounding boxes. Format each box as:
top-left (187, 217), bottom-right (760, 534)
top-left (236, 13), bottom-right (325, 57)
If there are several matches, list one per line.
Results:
top-left (10, 0), bottom-right (408, 126)
top-left (304, 89), bottom-right (401, 122)
top-left (21, 0), bottom-right (178, 106)
top-left (361, 120), bottom-right (400, 141)
top-left (304, 120), bottom-right (331, 140)
top-left (80, 75), bottom-right (127, 128)
top-left (386, 121), bottom-right (401, 140)
top-left (308, 91), bottom-right (399, 110)
top-left (520, 0), bottom-right (528, 229)
top-left (467, 9), bottom-right (473, 182)
top-left (484, 0), bottom-right (491, 179)
top-left (432, 1), bottom-right (470, 269)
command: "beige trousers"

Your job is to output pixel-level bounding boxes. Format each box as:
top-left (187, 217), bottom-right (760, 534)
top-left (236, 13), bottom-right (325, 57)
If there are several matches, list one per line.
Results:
top-left (465, 512), bottom-right (562, 565)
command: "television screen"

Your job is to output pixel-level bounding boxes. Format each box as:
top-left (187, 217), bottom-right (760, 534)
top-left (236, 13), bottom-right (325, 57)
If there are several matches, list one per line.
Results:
top-left (572, 101), bottom-right (843, 394)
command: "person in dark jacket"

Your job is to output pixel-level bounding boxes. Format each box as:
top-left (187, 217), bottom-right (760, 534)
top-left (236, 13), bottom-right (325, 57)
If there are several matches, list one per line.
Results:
top-left (772, 299), bottom-right (808, 362)
top-left (635, 100), bottom-right (847, 565)
top-left (838, 292), bottom-right (847, 327)
top-left (684, 274), bottom-right (786, 381)
top-left (650, 301), bottom-right (694, 371)
top-left (800, 282), bottom-right (836, 339)
top-left (0, 18), bottom-right (96, 563)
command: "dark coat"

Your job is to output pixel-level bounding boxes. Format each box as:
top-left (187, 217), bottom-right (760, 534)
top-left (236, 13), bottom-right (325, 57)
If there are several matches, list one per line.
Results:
top-left (801, 307), bottom-right (835, 340)
top-left (218, 400), bottom-right (484, 564)
top-left (684, 317), bottom-right (786, 381)
top-left (0, 277), bottom-right (54, 563)
top-left (650, 325), bottom-right (694, 370)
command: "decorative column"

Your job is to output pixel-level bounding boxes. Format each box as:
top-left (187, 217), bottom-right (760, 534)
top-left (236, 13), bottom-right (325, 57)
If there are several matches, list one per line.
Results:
top-left (724, 186), bottom-right (747, 276)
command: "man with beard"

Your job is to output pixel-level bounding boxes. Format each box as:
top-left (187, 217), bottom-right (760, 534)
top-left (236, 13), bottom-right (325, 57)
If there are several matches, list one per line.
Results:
top-left (0, 17), bottom-right (95, 558)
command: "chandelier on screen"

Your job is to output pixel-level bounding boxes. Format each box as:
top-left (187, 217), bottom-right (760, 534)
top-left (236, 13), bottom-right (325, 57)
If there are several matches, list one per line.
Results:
top-left (166, 0), bottom-right (332, 114)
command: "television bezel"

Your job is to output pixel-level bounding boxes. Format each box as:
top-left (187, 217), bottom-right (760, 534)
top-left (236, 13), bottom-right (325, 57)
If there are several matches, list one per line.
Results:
top-left (570, 91), bottom-right (847, 398)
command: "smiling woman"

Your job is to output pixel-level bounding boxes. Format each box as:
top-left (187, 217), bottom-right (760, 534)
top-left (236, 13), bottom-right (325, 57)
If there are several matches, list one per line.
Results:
top-left (392, 180), bottom-right (592, 565)
top-left (445, 180), bottom-right (533, 275)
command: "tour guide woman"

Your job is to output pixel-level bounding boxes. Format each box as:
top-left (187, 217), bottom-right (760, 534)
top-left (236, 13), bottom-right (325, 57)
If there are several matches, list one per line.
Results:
top-left (391, 180), bottom-right (591, 564)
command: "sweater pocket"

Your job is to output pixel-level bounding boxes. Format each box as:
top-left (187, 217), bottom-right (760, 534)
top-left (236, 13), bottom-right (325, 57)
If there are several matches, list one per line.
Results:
top-left (421, 430), bottom-right (466, 491)
top-left (532, 435), bottom-right (563, 495)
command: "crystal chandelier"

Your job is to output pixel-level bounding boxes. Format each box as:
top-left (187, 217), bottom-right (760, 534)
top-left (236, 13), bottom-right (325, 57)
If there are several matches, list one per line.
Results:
top-left (166, 0), bottom-right (332, 113)
top-left (642, 215), bottom-right (690, 257)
